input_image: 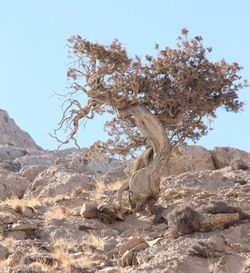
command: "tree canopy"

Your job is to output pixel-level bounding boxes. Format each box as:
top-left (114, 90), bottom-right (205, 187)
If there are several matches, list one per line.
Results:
top-left (54, 29), bottom-right (248, 156)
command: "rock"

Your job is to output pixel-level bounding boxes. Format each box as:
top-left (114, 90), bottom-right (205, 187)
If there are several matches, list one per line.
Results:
top-left (167, 206), bottom-right (202, 237)
top-left (15, 153), bottom-right (54, 167)
top-left (119, 249), bottom-right (135, 267)
top-left (201, 200), bottom-right (249, 220)
top-left (189, 235), bottom-right (228, 258)
top-left (86, 156), bottom-right (121, 176)
top-left (98, 267), bottom-right (119, 273)
top-left (23, 252), bottom-right (57, 265)
top-left (200, 213), bottom-right (240, 232)
top-left (80, 202), bottom-right (98, 218)
top-left (24, 166), bottom-right (93, 198)
top-left (0, 243), bottom-right (9, 260)
top-left (223, 223), bottom-right (250, 251)
top-left (97, 203), bottom-right (127, 223)
top-left (167, 145), bottom-right (215, 175)
top-left (9, 221), bottom-right (38, 232)
top-left (19, 165), bottom-right (47, 181)
top-left (162, 168), bottom-right (235, 192)
top-left (0, 172), bottom-right (31, 200)
top-left (118, 237), bottom-right (149, 267)
top-left (7, 231), bottom-right (26, 240)
top-left (0, 206), bottom-right (21, 225)
top-left (0, 144), bottom-right (28, 162)
top-left (0, 109), bottom-right (41, 150)
top-left (0, 112), bottom-right (249, 273)
top-left (100, 163), bottom-right (128, 183)
top-left (119, 237), bottom-right (148, 255)
top-left (21, 206), bottom-right (34, 217)
top-left (212, 146), bottom-right (250, 169)
top-left (0, 160), bottom-right (21, 172)
top-left (214, 254), bottom-right (246, 273)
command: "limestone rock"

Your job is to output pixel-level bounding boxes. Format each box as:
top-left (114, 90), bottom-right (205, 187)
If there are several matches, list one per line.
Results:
top-left (23, 252), bottom-right (57, 265)
top-left (24, 166), bottom-right (93, 199)
top-left (212, 146), bottom-right (250, 169)
top-left (9, 221), bottom-right (38, 232)
top-left (200, 213), bottom-right (240, 232)
top-left (0, 172), bottom-right (31, 200)
top-left (19, 165), bottom-right (48, 181)
top-left (119, 249), bottom-right (135, 267)
top-left (15, 153), bottom-right (54, 167)
top-left (80, 202), bottom-right (98, 218)
top-left (0, 109), bottom-right (41, 150)
top-left (119, 237), bottom-right (148, 256)
top-left (0, 243), bottom-right (9, 260)
top-left (0, 144), bottom-right (28, 163)
top-left (167, 145), bottom-right (215, 175)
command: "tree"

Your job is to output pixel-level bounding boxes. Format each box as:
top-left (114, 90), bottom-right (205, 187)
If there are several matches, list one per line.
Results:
top-left (54, 28), bottom-right (248, 211)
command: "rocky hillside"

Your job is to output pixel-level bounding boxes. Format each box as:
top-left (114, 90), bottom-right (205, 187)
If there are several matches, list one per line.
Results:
top-left (0, 109), bottom-right (41, 150)
top-left (0, 111), bottom-right (250, 273)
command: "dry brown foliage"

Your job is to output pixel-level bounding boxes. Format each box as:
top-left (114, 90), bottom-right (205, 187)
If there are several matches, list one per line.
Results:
top-left (53, 29), bottom-right (248, 210)
top-left (54, 28), bottom-right (247, 156)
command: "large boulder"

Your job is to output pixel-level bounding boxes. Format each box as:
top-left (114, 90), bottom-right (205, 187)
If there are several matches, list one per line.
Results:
top-left (24, 165), bottom-right (94, 199)
top-left (0, 145), bottom-right (28, 163)
top-left (0, 171), bottom-right (31, 200)
top-left (166, 145), bottom-right (216, 176)
top-left (0, 109), bottom-right (41, 150)
top-left (212, 147), bottom-right (250, 169)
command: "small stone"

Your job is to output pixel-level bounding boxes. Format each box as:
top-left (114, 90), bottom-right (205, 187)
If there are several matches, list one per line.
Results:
top-left (7, 231), bottom-right (26, 240)
top-left (148, 237), bottom-right (163, 247)
top-left (22, 206), bottom-right (34, 217)
top-left (98, 266), bottom-right (119, 273)
top-left (10, 222), bottom-right (38, 231)
top-left (80, 202), bottom-right (98, 218)
top-left (23, 253), bottom-right (57, 265)
top-left (119, 237), bottom-right (148, 255)
top-left (119, 249), bottom-right (134, 267)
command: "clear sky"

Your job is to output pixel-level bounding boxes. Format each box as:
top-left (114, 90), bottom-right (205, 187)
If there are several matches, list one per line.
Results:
top-left (1, 0), bottom-right (250, 151)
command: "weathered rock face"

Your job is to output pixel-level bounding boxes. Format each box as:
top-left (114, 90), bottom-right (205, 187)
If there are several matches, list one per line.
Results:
top-left (24, 165), bottom-right (94, 199)
top-left (212, 146), bottom-right (250, 169)
top-left (167, 145), bottom-right (216, 175)
top-left (0, 109), bottom-right (41, 150)
top-left (0, 172), bottom-right (31, 200)
top-left (0, 110), bottom-right (250, 273)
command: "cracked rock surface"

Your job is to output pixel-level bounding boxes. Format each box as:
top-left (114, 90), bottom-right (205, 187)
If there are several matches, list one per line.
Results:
top-left (0, 109), bottom-right (250, 273)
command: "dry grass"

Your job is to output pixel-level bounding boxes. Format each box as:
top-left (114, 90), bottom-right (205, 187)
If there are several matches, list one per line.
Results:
top-left (52, 238), bottom-right (76, 250)
top-left (74, 255), bottom-right (93, 268)
top-left (95, 180), bottom-right (124, 191)
top-left (44, 206), bottom-right (66, 221)
top-left (246, 254), bottom-right (250, 268)
top-left (85, 232), bottom-right (104, 251)
top-left (26, 262), bottom-right (53, 273)
top-left (0, 197), bottom-right (41, 209)
top-left (42, 195), bottom-right (71, 205)
top-left (50, 238), bottom-right (94, 271)
top-left (2, 236), bottom-right (16, 248)
top-left (0, 260), bottom-right (7, 273)
top-left (52, 247), bottom-right (93, 272)
top-left (53, 247), bottom-right (73, 272)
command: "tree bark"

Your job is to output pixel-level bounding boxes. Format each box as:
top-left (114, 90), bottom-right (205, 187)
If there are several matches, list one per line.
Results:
top-left (118, 104), bottom-right (172, 210)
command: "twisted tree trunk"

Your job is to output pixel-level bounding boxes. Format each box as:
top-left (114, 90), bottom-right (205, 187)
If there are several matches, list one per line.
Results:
top-left (118, 104), bottom-right (172, 211)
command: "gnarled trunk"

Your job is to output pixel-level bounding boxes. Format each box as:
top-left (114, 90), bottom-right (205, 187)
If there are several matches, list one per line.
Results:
top-left (118, 104), bottom-right (172, 210)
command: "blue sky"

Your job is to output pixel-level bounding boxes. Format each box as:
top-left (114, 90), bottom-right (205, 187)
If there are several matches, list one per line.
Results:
top-left (1, 0), bottom-right (250, 151)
